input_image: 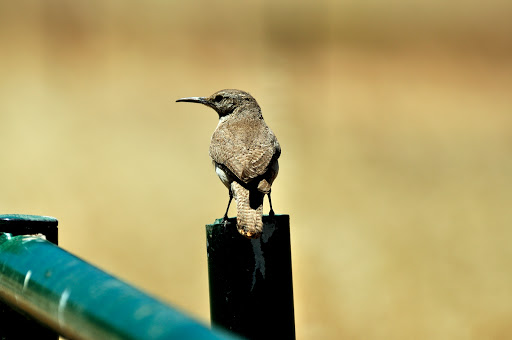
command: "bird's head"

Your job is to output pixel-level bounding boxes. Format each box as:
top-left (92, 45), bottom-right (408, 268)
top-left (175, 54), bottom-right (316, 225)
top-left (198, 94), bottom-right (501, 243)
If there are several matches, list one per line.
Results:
top-left (177, 89), bottom-right (259, 117)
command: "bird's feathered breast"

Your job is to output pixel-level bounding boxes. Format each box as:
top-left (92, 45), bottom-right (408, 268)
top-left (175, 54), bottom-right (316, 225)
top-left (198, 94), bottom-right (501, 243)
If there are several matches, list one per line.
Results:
top-left (209, 114), bottom-right (279, 184)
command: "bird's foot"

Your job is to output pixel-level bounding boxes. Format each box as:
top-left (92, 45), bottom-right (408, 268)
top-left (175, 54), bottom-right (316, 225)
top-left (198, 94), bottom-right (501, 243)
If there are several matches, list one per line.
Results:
top-left (222, 214), bottom-right (229, 227)
top-left (269, 209), bottom-right (275, 217)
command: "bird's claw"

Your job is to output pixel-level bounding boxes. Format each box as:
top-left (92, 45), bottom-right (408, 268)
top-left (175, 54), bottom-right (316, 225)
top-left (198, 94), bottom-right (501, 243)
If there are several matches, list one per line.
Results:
top-left (222, 215), bottom-right (229, 227)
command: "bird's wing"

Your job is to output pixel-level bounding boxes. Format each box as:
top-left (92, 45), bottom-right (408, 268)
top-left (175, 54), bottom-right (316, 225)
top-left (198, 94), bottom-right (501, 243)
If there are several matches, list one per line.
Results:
top-left (210, 122), bottom-right (279, 184)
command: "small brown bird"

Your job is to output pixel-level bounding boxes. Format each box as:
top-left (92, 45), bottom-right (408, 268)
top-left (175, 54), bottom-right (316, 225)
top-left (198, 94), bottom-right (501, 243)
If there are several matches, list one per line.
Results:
top-left (177, 89), bottom-right (280, 238)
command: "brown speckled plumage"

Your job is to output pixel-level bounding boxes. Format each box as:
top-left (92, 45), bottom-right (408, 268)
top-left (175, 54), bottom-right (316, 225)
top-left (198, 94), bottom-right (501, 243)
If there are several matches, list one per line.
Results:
top-left (177, 89), bottom-right (280, 238)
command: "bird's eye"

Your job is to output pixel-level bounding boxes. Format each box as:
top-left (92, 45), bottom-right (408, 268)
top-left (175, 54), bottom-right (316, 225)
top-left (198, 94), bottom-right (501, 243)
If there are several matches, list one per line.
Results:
top-left (214, 95), bottom-right (223, 102)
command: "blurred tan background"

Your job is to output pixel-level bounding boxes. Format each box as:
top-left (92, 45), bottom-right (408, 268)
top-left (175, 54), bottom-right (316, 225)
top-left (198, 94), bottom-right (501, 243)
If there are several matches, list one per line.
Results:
top-left (1, 1), bottom-right (512, 339)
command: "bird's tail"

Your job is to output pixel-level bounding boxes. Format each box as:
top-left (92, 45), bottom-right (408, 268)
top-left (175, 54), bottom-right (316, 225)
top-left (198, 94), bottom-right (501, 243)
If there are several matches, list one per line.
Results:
top-left (231, 181), bottom-right (264, 239)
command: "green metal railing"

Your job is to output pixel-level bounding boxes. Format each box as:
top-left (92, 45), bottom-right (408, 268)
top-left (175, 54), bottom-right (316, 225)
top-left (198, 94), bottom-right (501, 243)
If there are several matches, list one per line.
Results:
top-left (0, 214), bottom-right (295, 339)
top-left (0, 214), bottom-right (237, 340)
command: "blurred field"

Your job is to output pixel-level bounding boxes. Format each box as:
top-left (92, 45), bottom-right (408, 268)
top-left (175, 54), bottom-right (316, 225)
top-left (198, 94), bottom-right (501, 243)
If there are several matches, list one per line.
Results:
top-left (1, 1), bottom-right (512, 339)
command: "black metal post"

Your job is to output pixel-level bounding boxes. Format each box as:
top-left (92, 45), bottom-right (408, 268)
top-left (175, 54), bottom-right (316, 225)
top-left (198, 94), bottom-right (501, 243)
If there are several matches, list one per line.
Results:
top-left (0, 214), bottom-right (59, 340)
top-left (206, 214), bottom-right (295, 340)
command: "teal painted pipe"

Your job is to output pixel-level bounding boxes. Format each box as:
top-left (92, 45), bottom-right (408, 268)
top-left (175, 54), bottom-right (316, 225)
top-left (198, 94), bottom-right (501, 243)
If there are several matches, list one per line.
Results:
top-left (0, 233), bottom-right (238, 340)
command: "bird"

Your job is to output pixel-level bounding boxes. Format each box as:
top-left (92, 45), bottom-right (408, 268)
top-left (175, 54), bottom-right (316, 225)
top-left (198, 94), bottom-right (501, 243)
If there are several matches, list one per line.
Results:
top-left (177, 89), bottom-right (281, 239)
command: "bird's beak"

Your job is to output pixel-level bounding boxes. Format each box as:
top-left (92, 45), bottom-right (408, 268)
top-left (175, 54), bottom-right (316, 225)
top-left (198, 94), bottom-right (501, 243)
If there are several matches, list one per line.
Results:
top-left (176, 96), bottom-right (208, 105)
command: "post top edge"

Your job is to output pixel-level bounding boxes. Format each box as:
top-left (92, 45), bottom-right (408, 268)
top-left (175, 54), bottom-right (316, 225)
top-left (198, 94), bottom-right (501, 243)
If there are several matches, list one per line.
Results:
top-left (0, 214), bottom-right (58, 225)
